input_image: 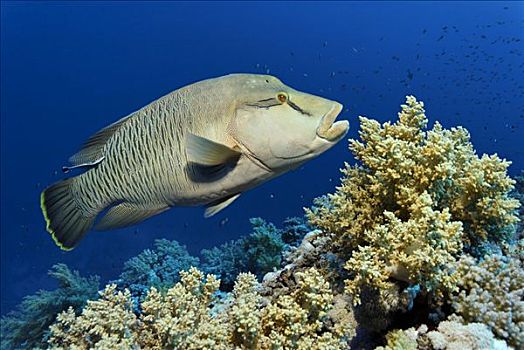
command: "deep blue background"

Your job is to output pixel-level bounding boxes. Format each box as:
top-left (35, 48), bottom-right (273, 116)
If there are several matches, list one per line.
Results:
top-left (1, 1), bottom-right (523, 315)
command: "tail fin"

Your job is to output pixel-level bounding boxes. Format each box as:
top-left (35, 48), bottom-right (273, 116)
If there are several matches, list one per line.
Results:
top-left (40, 179), bottom-right (95, 250)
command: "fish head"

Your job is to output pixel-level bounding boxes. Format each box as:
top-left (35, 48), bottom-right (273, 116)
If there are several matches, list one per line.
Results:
top-left (229, 74), bottom-right (349, 172)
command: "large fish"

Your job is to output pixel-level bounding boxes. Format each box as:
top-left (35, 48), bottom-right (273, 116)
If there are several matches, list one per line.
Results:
top-left (41, 74), bottom-right (349, 250)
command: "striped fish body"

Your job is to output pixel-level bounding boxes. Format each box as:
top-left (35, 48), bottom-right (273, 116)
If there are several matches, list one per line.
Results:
top-left (75, 78), bottom-right (244, 210)
top-left (41, 74), bottom-right (348, 249)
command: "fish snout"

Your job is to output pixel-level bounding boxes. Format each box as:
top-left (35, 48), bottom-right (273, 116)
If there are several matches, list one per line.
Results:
top-left (316, 102), bottom-right (349, 142)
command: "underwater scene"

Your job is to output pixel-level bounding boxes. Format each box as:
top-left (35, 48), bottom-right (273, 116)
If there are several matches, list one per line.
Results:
top-left (1, 1), bottom-right (523, 349)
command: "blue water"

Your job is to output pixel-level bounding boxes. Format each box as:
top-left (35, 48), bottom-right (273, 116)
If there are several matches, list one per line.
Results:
top-left (1, 1), bottom-right (522, 315)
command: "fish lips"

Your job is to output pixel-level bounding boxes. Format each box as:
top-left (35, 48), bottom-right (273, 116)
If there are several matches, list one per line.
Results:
top-left (316, 102), bottom-right (349, 142)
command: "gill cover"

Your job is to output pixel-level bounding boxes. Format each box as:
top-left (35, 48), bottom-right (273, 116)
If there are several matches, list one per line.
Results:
top-left (232, 103), bottom-right (319, 163)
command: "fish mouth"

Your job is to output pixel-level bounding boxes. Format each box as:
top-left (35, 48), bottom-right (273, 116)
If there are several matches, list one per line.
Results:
top-left (316, 102), bottom-right (349, 142)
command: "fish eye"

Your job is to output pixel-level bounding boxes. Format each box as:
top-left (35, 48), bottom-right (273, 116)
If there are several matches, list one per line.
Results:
top-left (277, 93), bottom-right (287, 103)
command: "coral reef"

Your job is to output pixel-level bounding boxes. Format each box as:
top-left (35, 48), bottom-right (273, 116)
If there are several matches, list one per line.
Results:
top-left (116, 239), bottom-right (199, 302)
top-left (201, 217), bottom-right (306, 290)
top-left (4, 96), bottom-right (521, 349)
top-left (48, 268), bottom-right (224, 349)
top-left (376, 320), bottom-right (511, 350)
top-left (307, 96), bottom-right (520, 305)
top-left (280, 216), bottom-right (313, 246)
top-left (512, 171), bottom-right (524, 237)
top-left (343, 192), bottom-right (463, 305)
top-left (48, 284), bottom-right (138, 349)
top-left (450, 240), bottom-right (524, 348)
top-left (47, 267), bottom-right (351, 349)
top-left (135, 267), bottom-right (225, 349)
top-left (257, 268), bottom-right (350, 349)
top-left (200, 239), bottom-right (245, 291)
top-left (2, 218), bottom-right (309, 349)
top-left (0, 264), bottom-right (99, 350)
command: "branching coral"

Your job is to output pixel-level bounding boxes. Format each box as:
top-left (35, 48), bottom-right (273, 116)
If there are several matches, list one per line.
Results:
top-left (200, 239), bottom-right (243, 291)
top-left (228, 272), bottom-right (263, 348)
top-left (116, 239), bottom-right (199, 301)
top-left (307, 96), bottom-right (520, 304)
top-left (450, 241), bottom-right (524, 348)
top-left (201, 217), bottom-right (287, 290)
top-left (46, 267), bottom-right (350, 349)
top-left (281, 216), bottom-right (313, 246)
top-left (48, 284), bottom-right (137, 349)
top-left (344, 192), bottom-right (463, 304)
top-left (352, 283), bottom-right (422, 334)
top-left (0, 264), bottom-right (99, 350)
top-left (259, 268), bottom-right (337, 349)
top-left (512, 171), bottom-right (524, 237)
top-left (16, 96), bottom-right (521, 349)
top-left (49, 268), bottom-right (225, 350)
top-left (376, 320), bottom-right (511, 350)
top-left (137, 267), bottom-right (227, 349)
top-left (244, 218), bottom-right (286, 276)
top-left (228, 267), bottom-right (352, 349)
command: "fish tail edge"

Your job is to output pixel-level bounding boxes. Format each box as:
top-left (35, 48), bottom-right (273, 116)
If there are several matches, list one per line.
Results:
top-left (40, 179), bottom-right (95, 250)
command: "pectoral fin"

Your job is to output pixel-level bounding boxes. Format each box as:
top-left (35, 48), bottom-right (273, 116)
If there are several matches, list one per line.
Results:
top-left (95, 202), bottom-right (169, 231)
top-left (186, 133), bottom-right (241, 166)
top-left (204, 193), bottom-right (241, 218)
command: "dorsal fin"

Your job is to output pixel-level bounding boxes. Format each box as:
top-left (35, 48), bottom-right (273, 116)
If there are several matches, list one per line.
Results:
top-left (68, 115), bottom-right (131, 166)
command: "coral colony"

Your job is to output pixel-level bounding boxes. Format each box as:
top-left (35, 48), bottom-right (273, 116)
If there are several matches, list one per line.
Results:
top-left (2, 97), bottom-right (522, 350)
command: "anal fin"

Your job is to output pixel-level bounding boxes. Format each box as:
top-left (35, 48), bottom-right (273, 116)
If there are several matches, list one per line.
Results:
top-left (95, 202), bottom-right (169, 231)
top-left (204, 193), bottom-right (241, 218)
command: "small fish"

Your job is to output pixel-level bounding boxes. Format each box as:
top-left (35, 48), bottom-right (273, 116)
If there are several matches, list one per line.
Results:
top-left (41, 74), bottom-right (349, 250)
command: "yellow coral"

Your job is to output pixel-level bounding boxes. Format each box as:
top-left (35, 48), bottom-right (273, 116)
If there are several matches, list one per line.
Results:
top-left (344, 192), bottom-right (463, 304)
top-left (47, 268), bottom-right (349, 349)
top-left (258, 268), bottom-right (343, 349)
top-left (228, 272), bottom-right (262, 348)
top-left (138, 267), bottom-right (226, 349)
top-left (307, 96), bottom-right (520, 304)
top-left (48, 284), bottom-right (138, 349)
top-left (452, 154), bottom-right (520, 243)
